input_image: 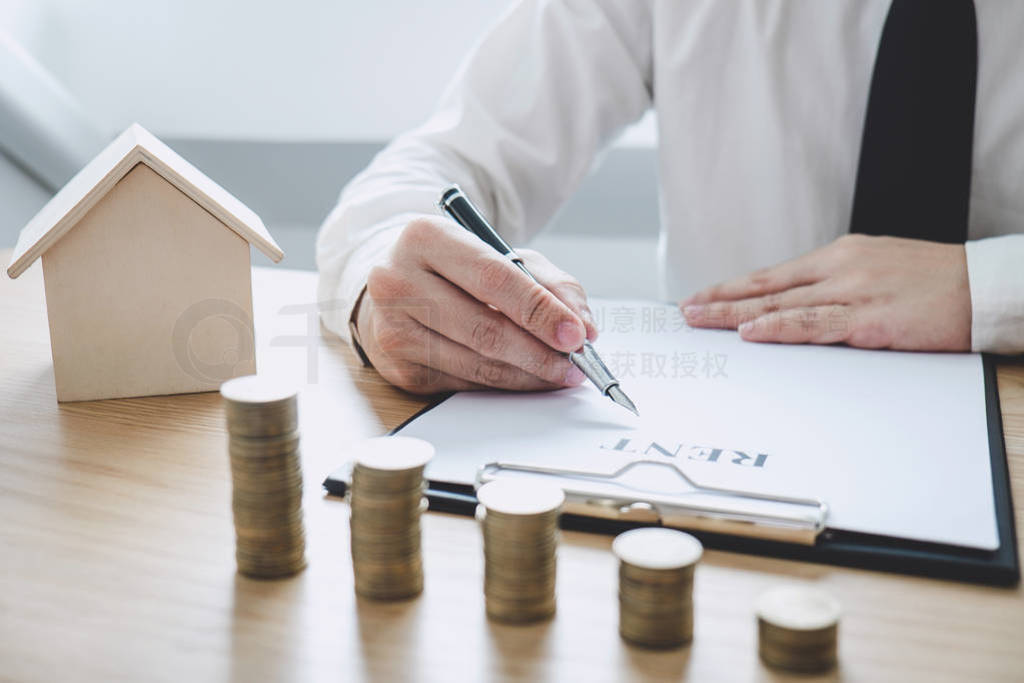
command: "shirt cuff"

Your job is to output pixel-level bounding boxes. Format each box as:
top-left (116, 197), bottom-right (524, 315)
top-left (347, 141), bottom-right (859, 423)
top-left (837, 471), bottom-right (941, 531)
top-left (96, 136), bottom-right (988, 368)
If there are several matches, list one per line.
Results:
top-left (965, 235), bottom-right (1024, 354)
top-left (316, 220), bottom-right (407, 347)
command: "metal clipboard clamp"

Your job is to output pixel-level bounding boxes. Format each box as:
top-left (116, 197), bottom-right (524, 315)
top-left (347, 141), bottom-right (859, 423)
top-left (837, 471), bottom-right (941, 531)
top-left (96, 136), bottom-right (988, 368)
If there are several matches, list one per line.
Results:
top-left (476, 459), bottom-right (829, 546)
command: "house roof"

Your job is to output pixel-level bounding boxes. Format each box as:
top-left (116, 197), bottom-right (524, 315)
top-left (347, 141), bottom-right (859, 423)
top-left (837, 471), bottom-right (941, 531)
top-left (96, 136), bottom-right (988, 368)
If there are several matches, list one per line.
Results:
top-left (6, 123), bottom-right (284, 278)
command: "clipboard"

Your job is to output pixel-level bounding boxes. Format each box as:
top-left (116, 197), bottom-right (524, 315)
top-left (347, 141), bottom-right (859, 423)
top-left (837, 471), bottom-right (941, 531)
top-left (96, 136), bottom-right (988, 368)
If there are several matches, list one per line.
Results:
top-left (324, 354), bottom-right (1019, 586)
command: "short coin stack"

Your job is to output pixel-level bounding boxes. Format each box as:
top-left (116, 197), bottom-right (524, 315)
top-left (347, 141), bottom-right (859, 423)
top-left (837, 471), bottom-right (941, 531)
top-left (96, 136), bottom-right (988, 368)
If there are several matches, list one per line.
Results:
top-left (348, 436), bottom-right (434, 600)
top-left (221, 375), bottom-right (306, 579)
top-left (476, 478), bottom-right (564, 623)
top-left (612, 528), bottom-right (703, 648)
top-left (756, 585), bottom-right (840, 672)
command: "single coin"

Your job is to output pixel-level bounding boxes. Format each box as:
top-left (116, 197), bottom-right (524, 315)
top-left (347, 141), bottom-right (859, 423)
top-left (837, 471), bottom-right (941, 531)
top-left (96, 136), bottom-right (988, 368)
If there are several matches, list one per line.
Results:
top-left (238, 559), bottom-right (307, 580)
top-left (485, 597), bottom-right (556, 624)
top-left (476, 478), bottom-right (565, 516)
top-left (229, 432), bottom-right (301, 452)
top-left (612, 528), bottom-right (703, 570)
top-left (350, 436), bottom-right (435, 471)
top-left (221, 375), bottom-right (298, 404)
top-left (755, 586), bottom-right (841, 631)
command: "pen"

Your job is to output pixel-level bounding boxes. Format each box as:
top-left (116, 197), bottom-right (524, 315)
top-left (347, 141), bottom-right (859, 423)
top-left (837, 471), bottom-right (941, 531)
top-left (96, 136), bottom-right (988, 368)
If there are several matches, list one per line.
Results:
top-left (439, 184), bottom-right (638, 415)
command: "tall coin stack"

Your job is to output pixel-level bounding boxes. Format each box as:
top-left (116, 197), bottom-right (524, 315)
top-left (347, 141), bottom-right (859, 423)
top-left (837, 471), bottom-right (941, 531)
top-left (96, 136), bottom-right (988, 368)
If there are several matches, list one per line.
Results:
top-left (476, 478), bottom-right (564, 624)
top-left (756, 585), bottom-right (840, 672)
top-left (612, 528), bottom-right (703, 648)
top-left (221, 375), bottom-right (306, 579)
top-left (348, 436), bottom-right (434, 600)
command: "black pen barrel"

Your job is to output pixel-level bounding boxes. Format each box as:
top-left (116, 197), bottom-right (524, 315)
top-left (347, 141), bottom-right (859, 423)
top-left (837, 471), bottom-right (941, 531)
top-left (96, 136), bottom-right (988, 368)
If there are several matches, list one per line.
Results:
top-left (439, 185), bottom-right (517, 257)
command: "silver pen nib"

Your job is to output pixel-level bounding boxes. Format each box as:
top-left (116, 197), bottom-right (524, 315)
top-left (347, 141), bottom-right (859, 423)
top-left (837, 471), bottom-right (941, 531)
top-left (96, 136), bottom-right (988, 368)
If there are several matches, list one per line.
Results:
top-left (569, 341), bottom-right (639, 416)
top-left (606, 384), bottom-right (639, 416)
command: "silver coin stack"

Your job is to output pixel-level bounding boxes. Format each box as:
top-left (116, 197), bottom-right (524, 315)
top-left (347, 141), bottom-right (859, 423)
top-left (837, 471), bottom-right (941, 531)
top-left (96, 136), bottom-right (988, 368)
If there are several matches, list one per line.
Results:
top-left (476, 479), bottom-right (564, 624)
top-left (612, 528), bottom-right (703, 648)
top-left (221, 375), bottom-right (306, 579)
top-left (756, 585), bottom-right (840, 672)
top-left (347, 436), bottom-right (434, 600)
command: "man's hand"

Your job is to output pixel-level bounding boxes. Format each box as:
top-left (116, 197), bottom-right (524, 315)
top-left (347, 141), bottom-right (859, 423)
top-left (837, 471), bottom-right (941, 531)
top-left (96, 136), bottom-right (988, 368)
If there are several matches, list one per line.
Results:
top-left (680, 235), bottom-right (972, 351)
top-left (356, 216), bottom-right (597, 394)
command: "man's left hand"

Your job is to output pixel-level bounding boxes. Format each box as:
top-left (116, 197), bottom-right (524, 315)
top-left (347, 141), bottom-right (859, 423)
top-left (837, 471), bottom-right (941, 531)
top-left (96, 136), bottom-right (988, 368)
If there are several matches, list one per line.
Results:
top-left (680, 234), bottom-right (971, 351)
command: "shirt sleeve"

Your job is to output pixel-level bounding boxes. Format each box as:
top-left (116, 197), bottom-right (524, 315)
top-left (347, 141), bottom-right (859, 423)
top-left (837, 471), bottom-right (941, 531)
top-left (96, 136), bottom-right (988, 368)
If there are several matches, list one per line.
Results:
top-left (315, 0), bottom-right (654, 342)
top-left (965, 235), bottom-right (1024, 354)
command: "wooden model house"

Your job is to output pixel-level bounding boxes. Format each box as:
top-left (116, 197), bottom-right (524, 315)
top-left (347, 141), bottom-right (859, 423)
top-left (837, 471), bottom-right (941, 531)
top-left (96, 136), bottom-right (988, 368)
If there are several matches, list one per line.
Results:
top-left (6, 124), bottom-right (284, 402)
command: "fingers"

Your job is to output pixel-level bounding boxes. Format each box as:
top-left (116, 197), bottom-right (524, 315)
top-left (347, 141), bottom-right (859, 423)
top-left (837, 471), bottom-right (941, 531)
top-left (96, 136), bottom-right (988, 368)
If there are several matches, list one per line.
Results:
top-left (361, 217), bottom-right (596, 395)
top-left (397, 270), bottom-right (581, 386)
top-left (678, 235), bottom-right (962, 350)
top-left (376, 361), bottom-right (490, 395)
top-left (367, 313), bottom-right (572, 393)
top-left (683, 253), bottom-right (824, 306)
top-left (683, 284), bottom-right (831, 329)
top-left (393, 218), bottom-right (586, 352)
top-left (737, 305), bottom-right (854, 345)
top-left (358, 298), bottom-right (491, 394)
top-left (518, 249), bottom-right (598, 341)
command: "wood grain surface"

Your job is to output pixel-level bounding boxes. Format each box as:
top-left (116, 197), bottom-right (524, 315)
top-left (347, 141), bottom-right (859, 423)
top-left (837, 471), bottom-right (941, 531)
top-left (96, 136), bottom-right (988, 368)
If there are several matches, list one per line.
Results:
top-left (1, 251), bottom-right (1022, 682)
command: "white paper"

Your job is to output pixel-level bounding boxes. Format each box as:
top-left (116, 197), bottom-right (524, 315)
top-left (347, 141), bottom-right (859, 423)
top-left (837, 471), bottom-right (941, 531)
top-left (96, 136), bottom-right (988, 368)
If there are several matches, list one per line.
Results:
top-left (398, 300), bottom-right (998, 550)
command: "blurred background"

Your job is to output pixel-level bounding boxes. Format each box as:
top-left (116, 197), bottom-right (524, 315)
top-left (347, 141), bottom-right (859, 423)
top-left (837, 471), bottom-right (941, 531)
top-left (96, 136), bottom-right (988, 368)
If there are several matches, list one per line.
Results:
top-left (0, 0), bottom-right (659, 297)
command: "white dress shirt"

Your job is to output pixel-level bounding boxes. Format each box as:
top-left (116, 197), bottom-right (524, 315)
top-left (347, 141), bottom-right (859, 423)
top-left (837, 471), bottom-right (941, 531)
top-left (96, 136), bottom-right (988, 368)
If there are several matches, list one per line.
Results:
top-left (317, 0), bottom-right (1024, 354)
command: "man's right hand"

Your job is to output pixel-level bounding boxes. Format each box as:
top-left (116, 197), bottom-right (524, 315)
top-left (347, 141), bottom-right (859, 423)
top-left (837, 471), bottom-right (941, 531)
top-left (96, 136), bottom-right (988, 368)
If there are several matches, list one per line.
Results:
top-left (356, 216), bottom-right (598, 395)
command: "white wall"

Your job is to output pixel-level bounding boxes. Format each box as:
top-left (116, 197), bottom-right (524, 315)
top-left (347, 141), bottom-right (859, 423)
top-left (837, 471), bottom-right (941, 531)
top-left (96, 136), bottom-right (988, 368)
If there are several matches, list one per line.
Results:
top-left (1, 0), bottom-right (655, 144)
top-left (0, 0), bottom-right (659, 294)
top-left (1, 0), bottom-right (503, 140)
top-left (0, 153), bottom-right (51, 237)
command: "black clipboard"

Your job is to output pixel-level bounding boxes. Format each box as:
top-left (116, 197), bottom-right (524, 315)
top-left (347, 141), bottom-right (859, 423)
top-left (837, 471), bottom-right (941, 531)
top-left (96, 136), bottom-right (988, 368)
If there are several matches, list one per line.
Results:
top-left (324, 354), bottom-right (1019, 586)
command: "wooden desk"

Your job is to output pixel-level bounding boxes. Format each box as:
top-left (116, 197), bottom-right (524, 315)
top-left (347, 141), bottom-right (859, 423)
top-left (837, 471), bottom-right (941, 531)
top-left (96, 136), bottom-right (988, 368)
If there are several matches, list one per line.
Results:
top-left (2, 254), bottom-right (1022, 682)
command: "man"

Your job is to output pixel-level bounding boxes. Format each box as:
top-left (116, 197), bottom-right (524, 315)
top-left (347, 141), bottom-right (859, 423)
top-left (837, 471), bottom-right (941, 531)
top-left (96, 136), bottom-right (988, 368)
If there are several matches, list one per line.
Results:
top-left (317, 0), bottom-right (1023, 395)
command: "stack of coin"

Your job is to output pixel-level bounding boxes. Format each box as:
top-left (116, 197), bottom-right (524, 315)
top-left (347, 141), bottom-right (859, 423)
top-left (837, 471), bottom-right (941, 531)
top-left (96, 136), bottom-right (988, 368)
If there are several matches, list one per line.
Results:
top-left (476, 478), bottom-right (564, 624)
top-left (221, 375), bottom-right (306, 579)
top-left (756, 585), bottom-right (840, 672)
top-left (347, 436), bottom-right (434, 600)
top-left (612, 528), bottom-right (703, 648)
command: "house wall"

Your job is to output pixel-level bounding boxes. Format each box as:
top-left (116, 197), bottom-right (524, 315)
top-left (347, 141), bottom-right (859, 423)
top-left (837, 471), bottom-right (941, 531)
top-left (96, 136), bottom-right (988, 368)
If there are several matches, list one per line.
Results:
top-left (41, 163), bottom-right (256, 401)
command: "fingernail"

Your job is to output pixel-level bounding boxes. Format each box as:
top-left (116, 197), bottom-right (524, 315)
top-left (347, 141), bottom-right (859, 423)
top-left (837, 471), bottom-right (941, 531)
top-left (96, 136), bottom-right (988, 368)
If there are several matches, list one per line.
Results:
top-left (683, 305), bottom-right (704, 318)
top-left (680, 295), bottom-right (695, 307)
top-left (557, 320), bottom-right (583, 348)
top-left (738, 321), bottom-right (753, 335)
top-left (564, 365), bottom-right (586, 386)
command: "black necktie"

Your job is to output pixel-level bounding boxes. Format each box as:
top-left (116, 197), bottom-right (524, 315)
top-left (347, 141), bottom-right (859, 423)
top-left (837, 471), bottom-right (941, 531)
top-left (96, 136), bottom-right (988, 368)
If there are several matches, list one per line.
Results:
top-left (848, 0), bottom-right (977, 243)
